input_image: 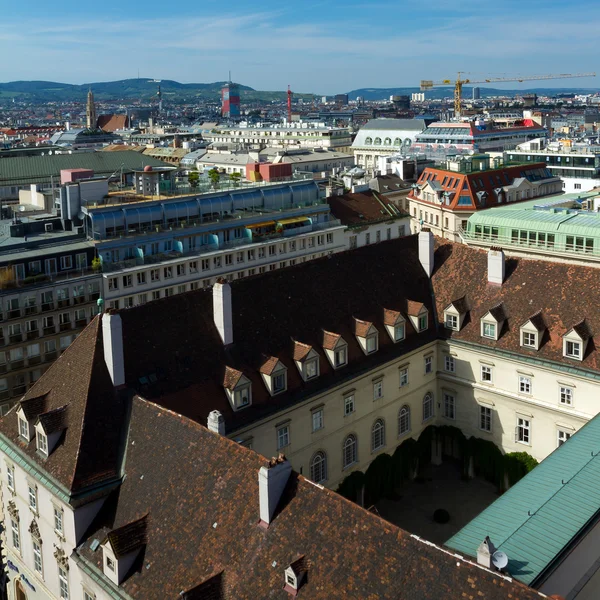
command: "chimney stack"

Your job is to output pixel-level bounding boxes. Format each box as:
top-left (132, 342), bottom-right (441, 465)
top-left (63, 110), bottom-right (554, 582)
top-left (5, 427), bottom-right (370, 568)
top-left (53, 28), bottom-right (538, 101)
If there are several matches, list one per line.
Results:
top-left (488, 247), bottom-right (505, 285)
top-left (213, 279), bottom-right (233, 345)
top-left (207, 410), bottom-right (225, 435)
top-left (102, 312), bottom-right (125, 387)
top-left (477, 536), bottom-right (495, 568)
top-left (418, 229), bottom-right (434, 277)
top-left (259, 455), bottom-right (292, 527)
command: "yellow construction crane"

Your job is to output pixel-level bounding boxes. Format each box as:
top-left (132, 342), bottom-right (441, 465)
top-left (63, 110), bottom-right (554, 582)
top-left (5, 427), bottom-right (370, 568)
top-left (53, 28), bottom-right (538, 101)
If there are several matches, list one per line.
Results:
top-left (420, 72), bottom-right (596, 117)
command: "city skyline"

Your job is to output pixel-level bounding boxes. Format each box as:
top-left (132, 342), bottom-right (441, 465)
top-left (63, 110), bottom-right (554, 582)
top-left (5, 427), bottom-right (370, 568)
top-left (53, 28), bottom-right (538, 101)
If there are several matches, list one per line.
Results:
top-left (2, 0), bottom-right (599, 95)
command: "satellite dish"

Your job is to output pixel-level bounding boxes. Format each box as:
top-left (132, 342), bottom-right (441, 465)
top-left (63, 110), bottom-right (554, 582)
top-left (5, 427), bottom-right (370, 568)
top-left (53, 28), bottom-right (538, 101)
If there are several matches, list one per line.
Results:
top-left (492, 551), bottom-right (509, 570)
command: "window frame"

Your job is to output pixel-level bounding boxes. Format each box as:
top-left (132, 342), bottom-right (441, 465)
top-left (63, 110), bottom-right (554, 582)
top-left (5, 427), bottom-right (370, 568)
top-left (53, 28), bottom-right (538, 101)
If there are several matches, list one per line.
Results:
top-left (522, 331), bottom-right (537, 348)
top-left (373, 379), bottom-right (384, 400)
top-left (309, 451), bottom-right (327, 484)
top-left (394, 322), bottom-right (405, 342)
top-left (59, 565), bottom-right (70, 600)
top-left (422, 393), bottom-right (434, 422)
top-left (565, 340), bottom-right (582, 359)
top-left (344, 394), bottom-right (355, 416)
top-left (28, 482), bottom-right (38, 512)
top-left (517, 417), bottom-right (531, 445)
top-left (444, 355), bottom-right (455, 373)
top-left (272, 371), bottom-right (287, 395)
top-left (277, 425), bottom-right (290, 450)
top-left (482, 321), bottom-right (496, 339)
top-left (559, 385), bottom-right (573, 406)
top-left (479, 406), bottom-right (492, 432)
top-left (37, 429), bottom-right (48, 455)
top-left (11, 517), bottom-right (20, 552)
top-left (33, 537), bottom-right (43, 575)
top-left (342, 434), bottom-right (358, 469)
top-left (312, 408), bottom-right (324, 432)
top-left (444, 313), bottom-right (458, 330)
top-left (519, 375), bottom-right (532, 395)
top-left (418, 314), bottom-right (428, 332)
top-left (424, 356), bottom-right (433, 374)
top-left (480, 365), bottom-right (493, 383)
top-left (443, 392), bottom-right (455, 420)
top-left (371, 419), bottom-right (385, 452)
top-left (557, 429), bottom-right (571, 447)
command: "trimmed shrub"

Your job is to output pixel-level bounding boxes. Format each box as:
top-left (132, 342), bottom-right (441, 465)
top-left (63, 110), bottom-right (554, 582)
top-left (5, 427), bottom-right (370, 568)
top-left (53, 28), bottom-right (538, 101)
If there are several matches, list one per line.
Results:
top-left (337, 470), bottom-right (365, 503)
top-left (364, 453), bottom-right (394, 506)
top-left (504, 452), bottom-right (538, 487)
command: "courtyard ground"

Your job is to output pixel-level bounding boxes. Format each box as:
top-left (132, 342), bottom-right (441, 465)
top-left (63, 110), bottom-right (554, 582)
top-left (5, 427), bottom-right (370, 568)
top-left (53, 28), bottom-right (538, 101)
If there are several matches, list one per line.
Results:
top-left (375, 460), bottom-right (500, 546)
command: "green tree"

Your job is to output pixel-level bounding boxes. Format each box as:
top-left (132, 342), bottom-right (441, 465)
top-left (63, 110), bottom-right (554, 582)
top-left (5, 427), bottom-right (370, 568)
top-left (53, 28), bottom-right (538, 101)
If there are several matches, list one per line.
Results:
top-left (229, 172), bottom-right (242, 186)
top-left (208, 168), bottom-right (220, 190)
top-left (188, 170), bottom-right (200, 189)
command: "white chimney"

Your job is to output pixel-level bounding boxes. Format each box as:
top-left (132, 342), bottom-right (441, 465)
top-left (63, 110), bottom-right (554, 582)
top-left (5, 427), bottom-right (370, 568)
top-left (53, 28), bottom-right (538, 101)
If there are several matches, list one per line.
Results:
top-left (488, 247), bottom-right (505, 285)
top-left (477, 536), bottom-right (495, 568)
top-left (418, 229), bottom-right (434, 277)
top-left (207, 410), bottom-right (225, 435)
top-left (259, 457), bottom-right (292, 526)
top-left (102, 312), bottom-right (125, 387)
top-left (213, 279), bottom-right (233, 345)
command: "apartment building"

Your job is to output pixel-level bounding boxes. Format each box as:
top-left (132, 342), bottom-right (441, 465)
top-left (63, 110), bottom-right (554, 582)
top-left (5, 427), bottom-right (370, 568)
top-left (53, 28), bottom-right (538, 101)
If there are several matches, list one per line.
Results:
top-left (0, 320), bottom-right (544, 600)
top-left (407, 154), bottom-right (562, 240)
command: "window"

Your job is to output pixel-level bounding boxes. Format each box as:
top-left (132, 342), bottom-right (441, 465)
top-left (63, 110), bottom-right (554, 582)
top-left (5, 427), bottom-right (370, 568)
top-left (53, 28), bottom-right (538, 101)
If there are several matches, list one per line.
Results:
top-left (394, 323), bottom-right (405, 341)
top-left (399, 367), bottom-right (409, 387)
top-left (37, 430), bottom-right (48, 455)
top-left (482, 322), bottom-right (496, 339)
top-left (522, 331), bottom-right (536, 348)
top-left (177, 264), bottom-right (186, 276)
top-left (59, 565), bottom-right (69, 600)
top-left (481, 365), bottom-right (492, 383)
top-left (565, 340), bottom-right (581, 359)
top-left (334, 347), bottom-right (347, 367)
top-left (11, 518), bottom-right (20, 551)
top-left (122, 274), bottom-right (132, 288)
top-left (312, 408), bottom-right (324, 432)
top-left (305, 359), bottom-right (318, 380)
top-left (309, 452), bottom-right (327, 483)
top-left (106, 555), bottom-right (115, 572)
top-left (517, 418), bottom-right (530, 444)
top-left (519, 376), bottom-right (532, 395)
top-left (480, 406), bottom-right (492, 432)
top-left (163, 266), bottom-right (173, 279)
top-left (54, 505), bottom-right (64, 534)
top-left (84, 591), bottom-right (95, 600)
top-left (443, 393), bottom-right (455, 420)
top-left (398, 406), bottom-right (411, 436)
top-left (33, 539), bottom-right (43, 575)
top-left (366, 334), bottom-right (378, 354)
top-left (137, 272), bottom-right (146, 285)
top-left (445, 314), bottom-right (458, 330)
top-left (19, 417), bottom-right (29, 439)
top-left (365, 233), bottom-right (371, 245)
top-left (371, 419), bottom-right (385, 452)
top-left (277, 425), bottom-right (290, 449)
top-left (273, 372), bottom-right (286, 394)
top-left (7, 463), bottom-right (14, 491)
top-left (108, 277), bottom-right (118, 291)
top-left (422, 393), bottom-right (434, 421)
top-left (344, 394), bottom-right (355, 416)
top-left (418, 315), bottom-right (427, 331)
top-left (558, 430), bottom-right (571, 447)
top-left (343, 434), bottom-right (357, 468)
top-left (444, 355), bottom-right (455, 373)
top-left (373, 379), bottom-right (383, 400)
top-left (150, 269), bottom-right (160, 282)
top-left (424, 356), bottom-right (433, 374)
top-left (60, 256), bottom-right (73, 270)
top-left (559, 386), bottom-right (573, 406)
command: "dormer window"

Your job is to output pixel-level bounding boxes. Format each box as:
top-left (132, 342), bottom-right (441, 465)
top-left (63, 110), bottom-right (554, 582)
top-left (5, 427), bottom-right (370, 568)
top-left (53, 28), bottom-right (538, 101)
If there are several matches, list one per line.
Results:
top-left (520, 312), bottom-right (544, 351)
top-left (36, 430), bottom-right (48, 455)
top-left (480, 304), bottom-right (506, 341)
top-left (522, 332), bottom-right (537, 348)
top-left (444, 297), bottom-right (468, 332)
top-left (563, 320), bottom-right (590, 362)
top-left (366, 333), bottom-right (378, 353)
top-left (223, 366), bottom-right (252, 410)
top-left (334, 347), bottom-right (347, 367)
top-left (394, 323), bottom-right (405, 341)
top-left (322, 330), bottom-right (348, 369)
top-left (19, 417), bottom-right (29, 440)
top-left (418, 315), bottom-right (427, 331)
top-left (445, 314), bottom-right (458, 330)
top-left (407, 301), bottom-right (428, 333)
top-left (106, 555), bottom-right (115, 572)
top-left (482, 322), bottom-right (496, 339)
top-left (102, 515), bottom-right (148, 585)
top-left (383, 309), bottom-right (406, 343)
top-left (354, 319), bottom-right (379, 355)
top-left (284, 557), bottom-right (308, 596)
top-left (273, 372), bottom-right (286, 393)
top-left (293, 341), bottom-right (320, 382)
top-left (260, 357), bottom-right (288, 396)
top-left (305, 359), bottom-right (318, 379)
top-left (565, 340), bottom-right (581, 359)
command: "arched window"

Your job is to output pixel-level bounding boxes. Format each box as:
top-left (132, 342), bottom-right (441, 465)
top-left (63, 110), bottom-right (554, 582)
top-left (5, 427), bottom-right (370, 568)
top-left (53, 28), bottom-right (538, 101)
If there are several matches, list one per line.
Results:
top-left (394, 137), bottom-right (402, 146)
top-left (309, 451), bottom-right (327, 484)
top-left (384, 137), bottom-right (392, 146)
top-left (423, 393), bottom-right (434, 422)
top-left (343, 434), bottom-right (357, 468)
top-left (398, 405), bottom-right (411, 436)
top-left (371, 419), bottom-right (385, 451)
top-left (364, 136), bottom-right (373, 145)
top-left (374, 137), bottom-right (382, 145)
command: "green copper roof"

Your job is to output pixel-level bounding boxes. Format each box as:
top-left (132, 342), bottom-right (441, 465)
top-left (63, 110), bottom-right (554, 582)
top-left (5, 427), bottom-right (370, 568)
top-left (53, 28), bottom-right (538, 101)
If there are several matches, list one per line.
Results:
top-left (446, 414), bottom-right (600, 586)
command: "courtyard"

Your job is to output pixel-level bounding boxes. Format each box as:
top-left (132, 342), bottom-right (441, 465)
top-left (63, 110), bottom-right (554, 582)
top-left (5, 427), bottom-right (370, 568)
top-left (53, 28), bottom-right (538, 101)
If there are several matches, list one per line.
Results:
top-left (376, 460), bottom-right (500, 546)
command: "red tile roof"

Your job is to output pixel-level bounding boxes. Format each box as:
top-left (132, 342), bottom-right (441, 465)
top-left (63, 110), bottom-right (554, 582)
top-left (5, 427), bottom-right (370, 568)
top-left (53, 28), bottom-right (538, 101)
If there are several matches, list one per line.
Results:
top-left (406, 301), bottom-right (425, 317)
top-left (292, 341), bottom-right (312, 362)
top-left (97, 114), bottom-right (130, 132)
top-left (353, 318), bottom-right (373, 337)
top-left (260, 356), bottom-right (281, 376)
top-left (383, 308), bottom-right (403, 326)
top-left (223, 366), bottom-right (243, 390)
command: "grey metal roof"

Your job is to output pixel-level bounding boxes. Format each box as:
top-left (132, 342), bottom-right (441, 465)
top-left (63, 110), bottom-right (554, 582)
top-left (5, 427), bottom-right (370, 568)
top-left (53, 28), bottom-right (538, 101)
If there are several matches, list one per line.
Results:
top-left (0, 151), bottom-right (172, 187)
top-left (360, 119), bottom-right (431, 131)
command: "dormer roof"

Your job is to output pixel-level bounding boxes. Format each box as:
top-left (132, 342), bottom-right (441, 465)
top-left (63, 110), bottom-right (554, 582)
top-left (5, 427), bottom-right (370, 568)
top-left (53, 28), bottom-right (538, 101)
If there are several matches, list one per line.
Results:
top-left (486, 302), bottom-right (506, 322)
top-left (288, 555), bottom-right (310, 578)
top-left (292, 341), bottom-right (313, 362)
top-left (37, 405), bottom-right (68, 435)
top-left (353, 318), bottom-right (374, 337)
top-left (322, 330), bottom-right (342, 350)
top-left (260, 356), bottom-right (282, 376)
top-left (406, 301), bottom-right (426, 317)
top-left (105, 514), bottom-right (149, 559)
top-left (223, 366), bottom-right (244, 390)
top-left (523, 311), bottom-right (545, 332)
top-left (570, 319), bottom-right (591, 341)
top-left (447, 296), bottom-right (468, 314)
top-left (19, 394), bottom-right (48, 421)
top-left (383, 308), bottom-right (403, 326)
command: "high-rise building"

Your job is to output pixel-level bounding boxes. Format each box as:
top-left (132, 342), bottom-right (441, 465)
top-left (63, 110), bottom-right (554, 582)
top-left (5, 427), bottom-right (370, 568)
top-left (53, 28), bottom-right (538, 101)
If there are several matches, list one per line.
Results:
top-left (472, 87), bottom-right (481, 100)
top-left (221, 81), bottom-right (241, 118)
top-left (86, 88), bottom-right (97, 129)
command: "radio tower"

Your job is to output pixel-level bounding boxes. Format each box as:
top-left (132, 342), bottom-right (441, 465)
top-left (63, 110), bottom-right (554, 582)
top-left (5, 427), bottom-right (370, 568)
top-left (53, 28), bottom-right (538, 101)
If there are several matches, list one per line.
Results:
top-left (287, 85), bottom-right (293, 124)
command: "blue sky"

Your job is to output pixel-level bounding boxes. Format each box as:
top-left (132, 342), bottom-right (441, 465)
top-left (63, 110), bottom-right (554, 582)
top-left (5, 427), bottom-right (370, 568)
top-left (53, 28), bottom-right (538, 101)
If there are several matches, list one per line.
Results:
top-left (1, 0), bottom-right (598, 94)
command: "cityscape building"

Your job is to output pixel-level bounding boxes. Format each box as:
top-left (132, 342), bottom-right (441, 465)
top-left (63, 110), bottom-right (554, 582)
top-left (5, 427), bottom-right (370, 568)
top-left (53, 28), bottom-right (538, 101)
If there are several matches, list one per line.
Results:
top-left (221, 81), bottom-right (241, 118)
top-left (85, 89), bottom-right (96, 129)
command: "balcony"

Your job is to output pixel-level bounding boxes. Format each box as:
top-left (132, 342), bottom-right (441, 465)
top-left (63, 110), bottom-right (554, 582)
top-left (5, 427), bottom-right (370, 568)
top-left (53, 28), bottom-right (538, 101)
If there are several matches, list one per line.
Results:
top-left (0, 266), bottom-right (97, 292)
top-left (9, 360), bottom-right (24, 371)
top-left (59, 323), bottom-right (72, 332)
top-left (44, 351), bottom-right (57, 362)
top-left (26, 330), bottom-right (39, 341)
top-left (9, 334), bottom-right (22, 344)
top-left (43, 326), bottom-right (55, 336)
top-left (57, 299), bottom-right (71, 309)
top-left (73, 296), bottom-right (86, 305)
top-left (7, 309), bottom-right (21, 320)
top-left (24, 306), bottom-right (38, 316)
top-left (74, 319), bottom-right (87, 328)
top-left (28, 355), bottom-right (41, 366)
top-left (12, 385), bottom-right (26, 396)
top-left (41, 302), bottom-right (55, 312)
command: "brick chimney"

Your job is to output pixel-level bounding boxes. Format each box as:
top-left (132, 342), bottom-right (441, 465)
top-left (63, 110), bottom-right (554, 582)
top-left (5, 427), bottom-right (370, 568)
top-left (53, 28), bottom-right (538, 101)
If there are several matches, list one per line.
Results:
top-left (213, 278), bottom-right (233, 345)
top-left (418, 229), bottom-right (434, 277)
top-left (488, 247), bottom-right (505, 285)
top-left (102, 312), bottom-right (125, 387)
top-left (259, 455), bottom-right (292, 527)
top-left (207, 410), bottom-right (225, 435)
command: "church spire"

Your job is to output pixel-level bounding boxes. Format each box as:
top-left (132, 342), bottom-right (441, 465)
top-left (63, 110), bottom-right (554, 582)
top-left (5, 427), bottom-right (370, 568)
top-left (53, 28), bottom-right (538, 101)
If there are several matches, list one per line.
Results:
top-left (86, 87), bottom-right (97, 129)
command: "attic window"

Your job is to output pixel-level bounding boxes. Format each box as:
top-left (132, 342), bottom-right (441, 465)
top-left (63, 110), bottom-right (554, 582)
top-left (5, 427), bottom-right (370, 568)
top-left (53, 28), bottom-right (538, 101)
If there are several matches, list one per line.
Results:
top-left (36, 430), bottom-right (48, 455)
top-left (234, 386), bottom-right (251, 408)
top-left (522, 331), bottom-right (537, 348)
top-left (334, 347), bottom-right (347, 367)
top-left (565, 340), bottom-right (581, 359)
top-left (273, 372), bottom-right (287, 394)
top-left (482, 322), bottom-right (496, 339)
top-left (445, 313), bottom-right (458, 330)
top-left (394, 323), bottom-right (405, 341)
top-left (305, 358), bottom-right (318, 380)
top-left (19, 417), bottom-right (29, 440)
top-left (106, 555), bottom-right (115, 572)
top-left (366, 333), bottom-right (378, 354)
top-left (418, 315), bottom-right (427, 332)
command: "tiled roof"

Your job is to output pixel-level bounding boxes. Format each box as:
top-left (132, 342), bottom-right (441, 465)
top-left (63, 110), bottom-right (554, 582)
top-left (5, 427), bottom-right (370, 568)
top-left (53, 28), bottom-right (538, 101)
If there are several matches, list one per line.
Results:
top-left (447, 410), bottom-right (600, 587)
top-left (487, 302), bottom-right (507, 322)
top-left (383, 308), bottom-right (403, 326)
top-left (292, 341), bottom-right (312, 362)
top-left (19, 394), bottom-right (47, 420)
top-left (223, 366), bottom-right (243, 390)
top-left (327, 190), bottom-right (407, 226)
top-left (97, 114), bottom-right (130, 132)
top-left (448, 296), bottom-right (469, 314)
top-left (353, 318), bottom-right (373, 337)
top-left (406, 300), bottom-right (425, 317)
top-left (118, 237), bottom-right (437, 433)
top-left (38, 405), bottom-right (68, 435)
top-left (77, 397), bottom-right (544, 600)
top-left (431, 241), bottom-right (600, 368)
top-left (571, 319), bottom-right (591, 341)
top-left (524, 311), bottom-right (545, 332)
top-left (105, 514), bottom-right (149, 559)
top-left (0, 317), bottom-right (127, 493)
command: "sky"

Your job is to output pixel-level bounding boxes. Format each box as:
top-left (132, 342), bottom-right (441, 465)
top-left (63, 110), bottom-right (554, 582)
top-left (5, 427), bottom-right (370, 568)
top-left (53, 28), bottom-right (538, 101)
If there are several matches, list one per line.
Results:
top-left (0, 0), bottom-right (598, 95)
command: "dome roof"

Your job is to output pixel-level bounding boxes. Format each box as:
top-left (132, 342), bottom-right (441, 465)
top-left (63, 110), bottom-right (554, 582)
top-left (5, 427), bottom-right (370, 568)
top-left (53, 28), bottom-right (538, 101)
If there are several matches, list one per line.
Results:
top-left (143, 165), bottom-right (153, 172)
